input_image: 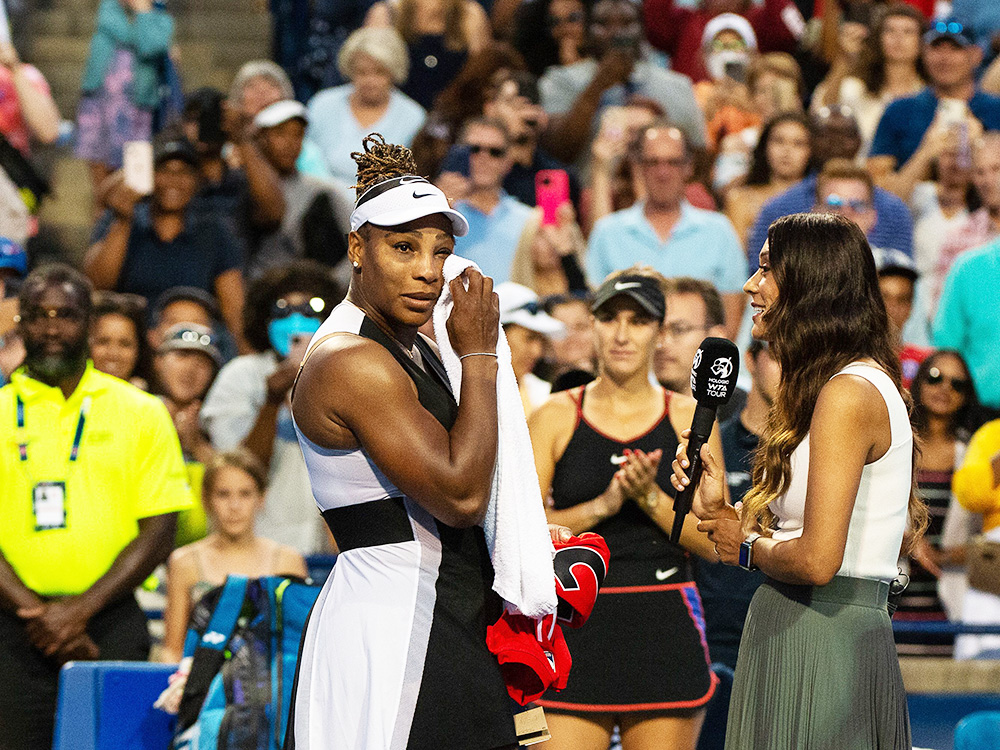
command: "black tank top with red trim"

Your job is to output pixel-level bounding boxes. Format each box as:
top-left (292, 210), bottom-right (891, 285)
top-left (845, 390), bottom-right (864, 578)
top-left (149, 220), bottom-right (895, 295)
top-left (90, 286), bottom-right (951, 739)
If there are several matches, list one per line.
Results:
top-left (550, 385), bottom-right (689, 583)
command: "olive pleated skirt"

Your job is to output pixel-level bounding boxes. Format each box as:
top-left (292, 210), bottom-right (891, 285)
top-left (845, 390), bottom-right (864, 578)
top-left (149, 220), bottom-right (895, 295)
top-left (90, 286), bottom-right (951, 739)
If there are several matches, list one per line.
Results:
top-left (725, 576), bottom-right (911, 750)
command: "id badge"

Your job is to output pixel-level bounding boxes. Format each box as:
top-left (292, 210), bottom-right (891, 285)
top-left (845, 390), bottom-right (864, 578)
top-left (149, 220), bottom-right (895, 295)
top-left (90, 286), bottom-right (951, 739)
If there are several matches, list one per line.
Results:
top-left (33, 481), bottom-right (67, 531)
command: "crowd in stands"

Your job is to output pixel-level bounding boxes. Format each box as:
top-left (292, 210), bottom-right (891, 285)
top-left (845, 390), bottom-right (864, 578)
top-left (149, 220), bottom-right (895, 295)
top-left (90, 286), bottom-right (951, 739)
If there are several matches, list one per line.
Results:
top-left (4, 0), bottom-right (1000, 744)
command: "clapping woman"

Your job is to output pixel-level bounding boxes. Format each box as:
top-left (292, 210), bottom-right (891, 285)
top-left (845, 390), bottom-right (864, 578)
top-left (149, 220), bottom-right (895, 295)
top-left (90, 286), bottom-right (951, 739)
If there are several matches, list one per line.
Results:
top-left (674, 213), bottom-right (923, 749)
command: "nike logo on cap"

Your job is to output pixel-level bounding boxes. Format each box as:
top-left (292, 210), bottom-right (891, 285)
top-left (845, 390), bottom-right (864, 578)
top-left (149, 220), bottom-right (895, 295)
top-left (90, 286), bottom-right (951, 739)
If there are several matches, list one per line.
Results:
top-left (412, 191), bottom-right (434, 199)
top-left (614, 281), bottom-right (642, 291)
top-left (655, 567), bottom-right (679, 581)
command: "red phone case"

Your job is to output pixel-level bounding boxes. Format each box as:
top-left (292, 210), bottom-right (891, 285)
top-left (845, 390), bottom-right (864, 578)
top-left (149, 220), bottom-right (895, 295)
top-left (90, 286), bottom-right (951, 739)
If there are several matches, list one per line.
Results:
top-left (536, 169), bottom-right (570, 226)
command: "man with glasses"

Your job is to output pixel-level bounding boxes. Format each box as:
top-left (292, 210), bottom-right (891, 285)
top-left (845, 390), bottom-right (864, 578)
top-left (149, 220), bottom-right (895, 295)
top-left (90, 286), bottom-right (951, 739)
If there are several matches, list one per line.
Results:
top-left (868, 19), bottom-right (1000, 197)
top-left (587, 122), bottom-right (746, 338)
top-left (811, 159), bottom-right (878, 236)
top-left (453, 117), bottom-right (536, 285)
top-left (654, 276), bottom-right (747, 422)
top-left (0, 264), bottom-right (191, 750)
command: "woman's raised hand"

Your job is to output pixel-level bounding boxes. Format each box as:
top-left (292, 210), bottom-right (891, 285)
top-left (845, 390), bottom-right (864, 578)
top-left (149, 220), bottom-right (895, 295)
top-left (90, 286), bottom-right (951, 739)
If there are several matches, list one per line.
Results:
top-left (670, 429), bottom-right (728, 520)
top-left (446, 267), bottom-right (500, 358)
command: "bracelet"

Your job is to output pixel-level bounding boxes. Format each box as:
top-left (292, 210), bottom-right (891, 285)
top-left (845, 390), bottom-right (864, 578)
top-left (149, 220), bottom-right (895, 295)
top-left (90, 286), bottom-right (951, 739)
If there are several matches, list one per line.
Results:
top-left (459, 352), bottom-right (498, 361)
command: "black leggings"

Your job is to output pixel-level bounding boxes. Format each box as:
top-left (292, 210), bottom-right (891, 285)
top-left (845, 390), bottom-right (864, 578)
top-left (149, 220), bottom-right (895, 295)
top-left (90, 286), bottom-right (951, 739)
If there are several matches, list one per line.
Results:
top-left (0, 595), bottom-right (150, 750)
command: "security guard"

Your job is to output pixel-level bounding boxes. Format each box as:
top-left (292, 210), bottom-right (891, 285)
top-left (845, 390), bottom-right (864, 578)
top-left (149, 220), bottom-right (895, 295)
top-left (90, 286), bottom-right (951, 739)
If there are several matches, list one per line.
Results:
top-left (0, 264), bottom-right (192, 749)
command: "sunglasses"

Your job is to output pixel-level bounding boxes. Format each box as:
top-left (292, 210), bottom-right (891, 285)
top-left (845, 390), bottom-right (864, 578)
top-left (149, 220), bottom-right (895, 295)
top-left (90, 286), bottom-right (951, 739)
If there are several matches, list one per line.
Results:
top-left (548, 10), bottom-right (584, 26)
top-left (272, 297), bottom-right (327, 319)
top-left (932, 20), bottom-right (964, 35)
top-left (925, 367), bottom-right (971, 393)
top-left (468, 144), bottom-right (507, 158)
top-left (822, 194), bottom-right (870, 212)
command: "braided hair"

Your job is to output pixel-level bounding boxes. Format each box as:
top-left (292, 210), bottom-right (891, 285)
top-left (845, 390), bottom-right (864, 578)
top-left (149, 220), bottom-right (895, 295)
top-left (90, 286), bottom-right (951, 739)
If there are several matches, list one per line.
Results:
top-left (351, 133), bottom-right (419, 198)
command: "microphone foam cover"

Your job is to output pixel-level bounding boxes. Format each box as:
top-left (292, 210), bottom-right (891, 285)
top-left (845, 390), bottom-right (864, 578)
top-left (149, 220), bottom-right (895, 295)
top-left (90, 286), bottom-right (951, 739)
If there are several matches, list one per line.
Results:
top-left (689, 337), bottom-right (740, 405)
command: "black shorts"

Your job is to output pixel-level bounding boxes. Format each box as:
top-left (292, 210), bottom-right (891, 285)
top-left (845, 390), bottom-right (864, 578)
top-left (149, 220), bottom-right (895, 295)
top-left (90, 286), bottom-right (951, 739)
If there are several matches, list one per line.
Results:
top-left (537, 563), bottom-right (716, 714)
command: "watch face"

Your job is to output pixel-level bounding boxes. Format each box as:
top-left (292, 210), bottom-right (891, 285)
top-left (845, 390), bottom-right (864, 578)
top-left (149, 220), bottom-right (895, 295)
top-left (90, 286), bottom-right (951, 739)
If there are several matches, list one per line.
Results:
top-left (738, 540), bottom-right (751, 569)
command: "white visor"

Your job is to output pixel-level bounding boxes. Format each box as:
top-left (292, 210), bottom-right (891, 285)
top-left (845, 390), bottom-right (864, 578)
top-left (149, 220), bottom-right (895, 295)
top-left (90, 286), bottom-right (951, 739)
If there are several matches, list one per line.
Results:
top-left (349, 176), bottom-right (469, 237)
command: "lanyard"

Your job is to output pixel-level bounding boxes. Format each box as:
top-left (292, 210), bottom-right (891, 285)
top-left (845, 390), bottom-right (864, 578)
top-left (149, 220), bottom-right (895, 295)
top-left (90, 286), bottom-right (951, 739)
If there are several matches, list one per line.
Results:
top-left (15, 394), bottom-right (91, 465)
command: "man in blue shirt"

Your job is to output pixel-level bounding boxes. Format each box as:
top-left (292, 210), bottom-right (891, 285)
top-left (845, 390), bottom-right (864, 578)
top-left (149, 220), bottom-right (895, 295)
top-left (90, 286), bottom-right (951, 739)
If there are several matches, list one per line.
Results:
top-left (454, 118), bottom-right (536, 285)
top-left (748, 106), bottom-right (913, 270)
top-left (587, 122), bottom-right (746, 338)
top-left (868, 20), bottom-right (1000, 195)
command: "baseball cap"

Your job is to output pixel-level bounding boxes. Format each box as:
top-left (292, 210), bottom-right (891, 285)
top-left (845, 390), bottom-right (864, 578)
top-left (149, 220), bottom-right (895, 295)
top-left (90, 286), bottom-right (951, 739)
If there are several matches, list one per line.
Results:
top-left (153, 286), bottom-right (222, 323)
top-left (0, 238), bottom-right (27, 278)
top-left (498, 282), bottom-right (566, 337)
top-left (591, 274), bottom-right (666, 322)
top-left (350, 175), bottom-right (469, 237)
top-left (872, 246), bottom-right (918, 282)
top-left (158, 323), bottom-right (222, 368)
top-left (254, 100), bottom-right (309, 130)
top-left (154, 137), bottom-right (199, 168)
top-left (924, 18), bottom-right (973, 47)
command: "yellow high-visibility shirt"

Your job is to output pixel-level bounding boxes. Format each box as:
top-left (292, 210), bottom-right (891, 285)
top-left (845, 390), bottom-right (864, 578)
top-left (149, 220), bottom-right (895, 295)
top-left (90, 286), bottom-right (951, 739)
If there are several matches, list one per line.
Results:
top-left (0, 362), bottom-right (192, 595)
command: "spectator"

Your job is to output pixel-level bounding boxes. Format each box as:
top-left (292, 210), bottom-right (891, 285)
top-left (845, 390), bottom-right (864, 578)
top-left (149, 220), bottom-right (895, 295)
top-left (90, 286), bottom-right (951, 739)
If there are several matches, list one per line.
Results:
top-left (227, 60), bottom-right (331, 181)
top-left (933, 234), bottom-right (1000, 412)
top-left (153, 323), bottom-right (221, 545)
top-left (540, 292), bottom-right (596, 386)
top-left (0, 235), bottom-right (27, 299)
top-left (811, 158), bottom-right (878, 234)
top-left (251, 101), bottom-right (352, 279)
top-left (953, 416), bottom-right (1000, 658)
top-left (895, 350), bottom-right (980, 656)
top-left (539, 0), bottom-right (707, 166)
top-left (83, 135), bottom-right (248, 352)
top-left (930, 132), bottom-right (1000, 310)
top-left (76, 0), bottom-right (174, 200)
top-left (201, 261), bottom-right (343, 555)
top-left (0, 40), bottom-right (59, 156)
top-left (306, 27), bottom-right (425, 189)
top-left (453, 118), bottom-right (536, 284)
top-left (654, 276), bottom-right (746, 423)
top-left (724, 112), bottom-right (812, 250)
top-left (868, 18), bottom-right (1000, 198)
top-left (364, 0), bottom-right (491, 109)
top-left (694, 339), bottom-right (771, 671)
top-left (812, 4), bottom-right (926, 157)
top-left (642, 0), bottom-right (805, 83)
top-left (587, 123), bottom-right (746, 337)
top-left (408, 42), bottom-right (527, 177)
top-left (497, 282), bottom-right (566, 415)
top-left (0, 239), bottom-right (27, 384)
top-left (89, 290), bottom-right (153, 389)
top-left (180, 88), bottom-right (286, 238)
top-left (160, 450), bottom-right (307, 664)
top-left (512, 0), bottom-right (589, 78)
top-left (508, 202), bottom-right (589, 297)
top-left (747, 105), bottom-right (914, 269)
top-left (871, 247), bottom-right (930, 387)
top-left (148, 286), bottom-right (221, 351)
top-left (0, 264), bottom-right (191, 749)
top-left (695, 14), bottom-right (759, 153)
top-left (483, 69), bottom-right (581, 211)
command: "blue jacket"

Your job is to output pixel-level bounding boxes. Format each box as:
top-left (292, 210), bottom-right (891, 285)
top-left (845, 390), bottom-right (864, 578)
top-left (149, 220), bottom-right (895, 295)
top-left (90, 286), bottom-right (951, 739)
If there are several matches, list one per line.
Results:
top-left (80, 0), bottom-right (173, 110)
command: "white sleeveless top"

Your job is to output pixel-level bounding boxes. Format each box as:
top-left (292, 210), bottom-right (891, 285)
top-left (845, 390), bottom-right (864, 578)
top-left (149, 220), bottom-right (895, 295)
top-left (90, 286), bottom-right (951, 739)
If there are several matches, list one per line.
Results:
top-left (769, 363), bottom-right (912, 581)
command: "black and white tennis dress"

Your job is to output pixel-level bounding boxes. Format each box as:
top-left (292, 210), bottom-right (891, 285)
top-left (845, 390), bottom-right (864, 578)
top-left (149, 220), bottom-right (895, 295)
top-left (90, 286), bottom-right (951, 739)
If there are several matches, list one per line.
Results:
top-left (285, 301), bottom-right (516, 750)
top-left (536, 385), bottom-right (716, 714)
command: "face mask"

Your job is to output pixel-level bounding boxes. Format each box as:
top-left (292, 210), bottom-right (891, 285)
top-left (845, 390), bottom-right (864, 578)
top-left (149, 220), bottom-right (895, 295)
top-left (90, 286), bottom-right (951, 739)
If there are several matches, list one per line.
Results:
top-left (268, 313), bottom-right (321, 357)
top-left (706, 50), bottom-right (750, 82)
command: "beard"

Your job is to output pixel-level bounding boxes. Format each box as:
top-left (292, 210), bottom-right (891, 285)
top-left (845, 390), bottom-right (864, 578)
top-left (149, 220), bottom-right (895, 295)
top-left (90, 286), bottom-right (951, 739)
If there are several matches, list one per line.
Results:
top-left (23, 336), bottom-right (89, 383)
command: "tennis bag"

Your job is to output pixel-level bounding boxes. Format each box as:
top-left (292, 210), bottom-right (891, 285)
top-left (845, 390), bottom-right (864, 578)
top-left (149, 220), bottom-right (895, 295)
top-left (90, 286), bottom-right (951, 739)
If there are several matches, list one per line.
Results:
top-left (172, 575), bottom-right (320, 750)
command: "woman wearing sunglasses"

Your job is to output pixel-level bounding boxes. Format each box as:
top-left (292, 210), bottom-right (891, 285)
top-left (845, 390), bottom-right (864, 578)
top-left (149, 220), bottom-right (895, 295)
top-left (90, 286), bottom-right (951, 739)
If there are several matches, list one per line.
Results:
top-left (200, 260), bottom-right (343, 556)
top-left (895, 350), bottom-right (980, 655)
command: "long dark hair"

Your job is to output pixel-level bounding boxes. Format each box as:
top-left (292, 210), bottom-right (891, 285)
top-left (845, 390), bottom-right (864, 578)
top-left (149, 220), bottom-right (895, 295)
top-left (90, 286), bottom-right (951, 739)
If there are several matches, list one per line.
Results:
top-left (90, 291), bottom-right (154, 386)
top-left (856, 4), bottom-right (927, 96)
top-left (745, 112), bottom-right (812, 187)
top-left (911, 349), bottom-right (980, 441)
top-left (513, 0), bottom-right (592, 77)
top-left (742, 213), bottom-right (926, 543)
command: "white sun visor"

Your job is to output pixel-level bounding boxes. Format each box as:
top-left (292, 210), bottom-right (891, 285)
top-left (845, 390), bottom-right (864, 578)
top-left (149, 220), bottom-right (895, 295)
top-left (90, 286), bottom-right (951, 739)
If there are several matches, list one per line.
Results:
top-left (349, 176), bottom-right (469, 237)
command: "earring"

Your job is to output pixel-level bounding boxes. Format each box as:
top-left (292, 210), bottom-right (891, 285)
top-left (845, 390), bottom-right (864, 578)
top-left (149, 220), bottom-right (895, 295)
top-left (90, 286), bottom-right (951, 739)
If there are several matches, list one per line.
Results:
top-left (352, 261), bottom-right (361, 269)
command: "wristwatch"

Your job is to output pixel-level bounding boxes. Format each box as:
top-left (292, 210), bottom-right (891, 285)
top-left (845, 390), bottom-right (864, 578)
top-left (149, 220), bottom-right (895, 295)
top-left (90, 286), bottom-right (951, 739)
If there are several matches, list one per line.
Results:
top-left (738, 532), bottom-right (762, 571)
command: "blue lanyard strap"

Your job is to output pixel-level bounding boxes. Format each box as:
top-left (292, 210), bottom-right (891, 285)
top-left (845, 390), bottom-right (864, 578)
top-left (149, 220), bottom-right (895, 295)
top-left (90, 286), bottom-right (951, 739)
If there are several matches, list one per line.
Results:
top-left (15, 394), bottom-right (91, 464)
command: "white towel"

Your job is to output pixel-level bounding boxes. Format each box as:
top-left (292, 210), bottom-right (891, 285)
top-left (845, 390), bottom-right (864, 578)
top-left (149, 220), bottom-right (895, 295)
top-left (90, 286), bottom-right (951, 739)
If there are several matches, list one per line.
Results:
top-left (433, 255), bottom-right (557, 618)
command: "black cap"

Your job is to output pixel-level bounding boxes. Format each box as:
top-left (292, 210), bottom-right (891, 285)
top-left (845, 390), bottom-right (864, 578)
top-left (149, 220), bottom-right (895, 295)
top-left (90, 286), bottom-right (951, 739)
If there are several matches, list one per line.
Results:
top-left (872, 246), bottom-right (918, 283)
top-left (154, 137), bottom-right (199, 168)
top-left (591, 274), bottom-right (666, 322)
top-left (924, 18), bottom-right (974, 47)
top-left (153, 286), bottom-right (221, 322)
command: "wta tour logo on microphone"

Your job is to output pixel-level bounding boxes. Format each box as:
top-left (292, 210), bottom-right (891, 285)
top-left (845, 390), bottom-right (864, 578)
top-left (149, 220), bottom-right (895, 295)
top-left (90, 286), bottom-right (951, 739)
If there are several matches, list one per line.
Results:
top-left (691, 338), bottom-right (739, 403)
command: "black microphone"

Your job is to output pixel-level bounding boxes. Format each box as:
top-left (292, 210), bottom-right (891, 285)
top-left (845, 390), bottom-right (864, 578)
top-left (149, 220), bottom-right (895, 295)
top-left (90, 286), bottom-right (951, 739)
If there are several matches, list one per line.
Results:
top-left (669, 337), bottom-right (740, 545)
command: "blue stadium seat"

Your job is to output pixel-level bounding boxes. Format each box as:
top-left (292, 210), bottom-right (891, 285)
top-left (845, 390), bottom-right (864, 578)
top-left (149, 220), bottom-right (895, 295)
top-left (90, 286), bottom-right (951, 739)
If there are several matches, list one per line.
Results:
top-left (696, 662), bottom-right (735, 750)
top-left (955, 711), bottom-right (1000, 750)
top-left (909, 693), bottom-right (1000, 750)
top-left (53, 661), bottom-right (176, 750)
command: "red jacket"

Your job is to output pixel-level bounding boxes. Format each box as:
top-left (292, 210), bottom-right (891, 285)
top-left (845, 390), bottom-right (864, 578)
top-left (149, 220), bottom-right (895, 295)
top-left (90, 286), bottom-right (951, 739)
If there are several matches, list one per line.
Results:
top-left (644, 0), bottom-right (805, 82)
